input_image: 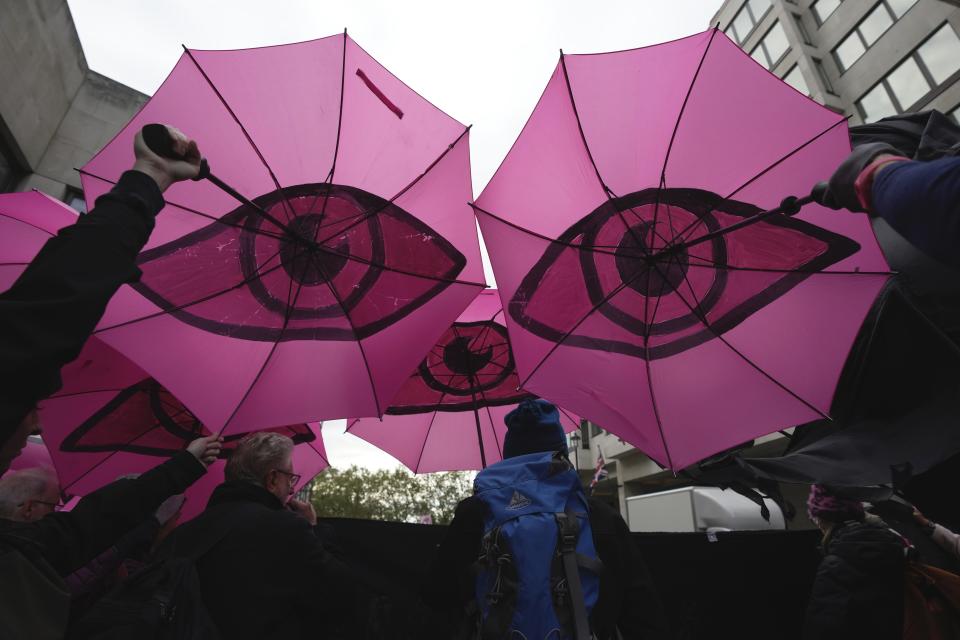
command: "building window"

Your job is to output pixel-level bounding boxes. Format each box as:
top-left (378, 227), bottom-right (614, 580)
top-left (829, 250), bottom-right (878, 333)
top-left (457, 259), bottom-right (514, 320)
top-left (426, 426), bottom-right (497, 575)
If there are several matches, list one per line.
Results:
top-left (811, 0), bottom-right (841, 26)
top-left (783, 64), bottom-right (810, 96)
top-left (832, 1), bottom-right (919, 73)
top-left (793, 13), bottom-right (813, 45)
top-left (750, 21), bottom-right (790, 70)
top-left (813, 58), bottom-right (836, 95)
top-left (727, 0), bottom-right (773, 44)
top-left (65, 188), bottom-right (87, 213)
top-left (856, 23), bottom-right (960, 122)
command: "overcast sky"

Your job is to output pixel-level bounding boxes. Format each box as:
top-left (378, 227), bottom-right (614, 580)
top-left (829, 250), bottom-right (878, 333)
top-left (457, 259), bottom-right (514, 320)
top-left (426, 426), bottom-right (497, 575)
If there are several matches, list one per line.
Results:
top-left (67, 0), bottom-right (725, 470)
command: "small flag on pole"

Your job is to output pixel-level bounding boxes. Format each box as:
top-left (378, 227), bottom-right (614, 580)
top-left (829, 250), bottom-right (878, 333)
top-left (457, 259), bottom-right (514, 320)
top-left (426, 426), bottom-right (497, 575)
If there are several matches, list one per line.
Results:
top-left (589, 449), bottom-right (608, 493)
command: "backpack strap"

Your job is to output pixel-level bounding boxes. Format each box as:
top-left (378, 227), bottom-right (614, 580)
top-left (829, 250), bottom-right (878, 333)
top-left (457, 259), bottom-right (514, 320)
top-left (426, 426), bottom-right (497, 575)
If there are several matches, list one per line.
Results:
top-left (555, 509), bottom-right (592, 640)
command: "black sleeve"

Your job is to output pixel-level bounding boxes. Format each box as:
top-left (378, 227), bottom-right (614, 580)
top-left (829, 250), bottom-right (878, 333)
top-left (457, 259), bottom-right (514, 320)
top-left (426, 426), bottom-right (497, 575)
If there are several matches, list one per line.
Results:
top-left (0, 170), bottom-right (164, 444)
top-left (421, 496), bottom-right (484, 613)
top-left (801, 555), bottom-right (852, 640)
top-left (589, 498), bottom-right (672, 640)
top-left (8, 450), bottom-right (204, 576)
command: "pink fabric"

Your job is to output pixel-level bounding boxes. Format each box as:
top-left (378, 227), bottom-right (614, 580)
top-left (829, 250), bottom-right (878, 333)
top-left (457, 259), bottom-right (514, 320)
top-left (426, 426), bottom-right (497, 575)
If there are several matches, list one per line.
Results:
top-left (475, 29), bottom-right (890, 470)
top-left (37, 337), bottom-right (328, 519)
top-left (0, 191), bottom-right (79, 290)
top-left (347, 290), bottom-right (579, 472)
top-left (81, 33), bottom-right (484, 434)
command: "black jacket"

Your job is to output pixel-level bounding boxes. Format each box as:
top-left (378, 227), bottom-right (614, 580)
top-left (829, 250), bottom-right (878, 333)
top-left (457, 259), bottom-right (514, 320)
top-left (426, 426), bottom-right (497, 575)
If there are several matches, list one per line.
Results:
top-left (802, 520), bottom-right (907, 640)
top-left (166, 481), bottom-right (366, 640)
top-left (422, 495), bottom-right (671, 640)
top-left (0, 170), bottom-right (164, 447)
top-left (0, 451), bottom-right (205, 638)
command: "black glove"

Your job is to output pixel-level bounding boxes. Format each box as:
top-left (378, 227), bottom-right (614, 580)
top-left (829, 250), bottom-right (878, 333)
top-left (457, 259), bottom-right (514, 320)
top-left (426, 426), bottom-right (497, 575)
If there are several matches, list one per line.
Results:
top-left (819, 142), bottom-right (901, 212)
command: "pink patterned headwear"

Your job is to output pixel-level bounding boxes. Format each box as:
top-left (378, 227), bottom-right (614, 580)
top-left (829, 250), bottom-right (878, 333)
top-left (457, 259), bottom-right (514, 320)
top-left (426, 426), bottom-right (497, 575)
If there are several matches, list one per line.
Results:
top-left (807, 484), bottom-right (865, 523)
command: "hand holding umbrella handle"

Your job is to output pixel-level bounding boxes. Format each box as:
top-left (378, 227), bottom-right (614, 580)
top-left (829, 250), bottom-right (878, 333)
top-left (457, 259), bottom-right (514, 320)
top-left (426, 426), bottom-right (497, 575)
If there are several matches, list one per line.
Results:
top-left (141, 123), bottom-right (211, 181)
top-left (139, 124), bottom-right (300, 239)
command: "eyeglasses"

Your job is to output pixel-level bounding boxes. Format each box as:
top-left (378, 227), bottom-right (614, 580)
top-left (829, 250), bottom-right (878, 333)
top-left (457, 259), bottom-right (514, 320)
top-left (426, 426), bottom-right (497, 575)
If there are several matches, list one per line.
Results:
top-left (272, 469), bottom-right (301, 486)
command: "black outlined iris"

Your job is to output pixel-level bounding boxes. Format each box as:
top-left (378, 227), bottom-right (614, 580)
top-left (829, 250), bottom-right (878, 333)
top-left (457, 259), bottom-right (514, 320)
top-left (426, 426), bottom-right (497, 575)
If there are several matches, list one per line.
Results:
top-left (59, 379), bottom-right (315, 458)
top-left (510, 187), bottom-right (860, 360)
top-left (131, 183), bottom-right (466, 342)
top-left (386, 321), bottom-right (531, 414)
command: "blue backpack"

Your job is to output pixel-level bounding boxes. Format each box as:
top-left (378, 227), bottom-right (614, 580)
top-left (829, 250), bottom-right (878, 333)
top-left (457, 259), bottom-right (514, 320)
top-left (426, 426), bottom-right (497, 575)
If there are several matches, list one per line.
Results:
top-left (472, 451), bottom-right (601, 640)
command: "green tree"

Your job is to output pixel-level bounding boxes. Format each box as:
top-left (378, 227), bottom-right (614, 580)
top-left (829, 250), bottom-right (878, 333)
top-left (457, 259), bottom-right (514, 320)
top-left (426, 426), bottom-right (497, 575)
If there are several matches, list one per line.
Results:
top-left (307, 466), bottom-right (473, 525)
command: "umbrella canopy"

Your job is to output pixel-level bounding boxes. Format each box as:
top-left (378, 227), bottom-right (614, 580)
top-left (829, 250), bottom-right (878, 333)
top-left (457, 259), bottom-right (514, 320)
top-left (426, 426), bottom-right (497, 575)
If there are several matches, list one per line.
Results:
top-left (347, 289), bottom-right (579, 472)
top-left (0, 190), bottom-right (79, 292)
top-left (79, 32), bottom-right (485, 435)
top-left (3, 436), bottom-right (55, 476)
top-left (473, 29), bottom-right (890, 470)
top-left (39, 337), bottom-right (328, 520)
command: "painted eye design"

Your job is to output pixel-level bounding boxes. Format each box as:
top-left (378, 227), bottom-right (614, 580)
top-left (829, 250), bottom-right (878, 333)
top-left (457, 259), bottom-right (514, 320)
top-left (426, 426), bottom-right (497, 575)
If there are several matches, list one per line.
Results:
top-left (510, 188), bottom-right (860, 360)
top-left (131, 183), bottom-right (466, 341)
top-left (59, 378), bottom-right (315, 457)
top-left (386, 321), bottom-right (530, 414)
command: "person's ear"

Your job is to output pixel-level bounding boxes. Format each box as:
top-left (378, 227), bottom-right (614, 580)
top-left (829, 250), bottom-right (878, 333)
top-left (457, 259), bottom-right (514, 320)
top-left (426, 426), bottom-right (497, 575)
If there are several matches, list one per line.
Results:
top-left (20, 500), bottom-right (34, 520)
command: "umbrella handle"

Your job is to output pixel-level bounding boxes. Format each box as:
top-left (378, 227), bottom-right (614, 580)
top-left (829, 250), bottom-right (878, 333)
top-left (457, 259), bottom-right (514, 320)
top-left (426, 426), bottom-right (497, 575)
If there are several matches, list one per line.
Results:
top-left (141, 124), bottom-right (211, 181)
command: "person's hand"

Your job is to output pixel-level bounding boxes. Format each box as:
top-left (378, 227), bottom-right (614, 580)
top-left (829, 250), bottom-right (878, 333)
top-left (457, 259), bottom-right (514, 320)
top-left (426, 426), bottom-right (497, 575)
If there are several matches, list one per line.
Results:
top-left (287, 498), bottom-right (317, 526)
top-left (186, 434), bottom-right (223, 467)
top-left (154, 494), bottom-right (186, 525)
top-left (913, 509), bottom-right (932, 528)
top-left (133, 125), bottom-right (201, 192)
top-left (819, 142), bottom-right (908, 212)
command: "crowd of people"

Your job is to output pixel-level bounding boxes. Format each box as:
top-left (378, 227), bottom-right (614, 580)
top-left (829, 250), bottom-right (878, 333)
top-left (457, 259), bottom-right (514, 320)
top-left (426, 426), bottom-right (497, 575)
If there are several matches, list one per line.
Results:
top-left (0, 114), bottom-right (957, 639)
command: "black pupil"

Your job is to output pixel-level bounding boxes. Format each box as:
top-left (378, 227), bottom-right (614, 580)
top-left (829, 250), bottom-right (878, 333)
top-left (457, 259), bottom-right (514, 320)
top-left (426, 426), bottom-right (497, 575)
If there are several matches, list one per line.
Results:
top-left (442, 336), bottom-right (493, 376)
top-left (279, 213), bottom-right (349, 286)
top-left (614, 222), bottom-right (689, 297)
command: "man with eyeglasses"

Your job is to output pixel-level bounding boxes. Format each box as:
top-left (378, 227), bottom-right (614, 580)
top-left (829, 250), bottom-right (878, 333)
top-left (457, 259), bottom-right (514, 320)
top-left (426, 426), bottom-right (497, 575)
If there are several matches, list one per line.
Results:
top-left (164, 431), bottom-right (366, 640)
top-left (0, 466), bottom-right (61, 522)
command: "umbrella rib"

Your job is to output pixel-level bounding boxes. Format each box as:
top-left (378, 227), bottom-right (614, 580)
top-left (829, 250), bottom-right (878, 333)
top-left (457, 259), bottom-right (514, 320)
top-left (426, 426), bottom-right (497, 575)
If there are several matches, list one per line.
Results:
top-left (558, 52), bottom-right (660, 258)
top-left (683, 254), bottom-right (894, 276)
top-left (78, 170), bottom-right (288, 243)
top-left (650, 27), bottom-right (720, 241)
top-left (48, 386), bottom-right (130, 399)
top-left (651, 250), bottom-right (831, 422)
top-left (0, 213), bottom-right (56, 237)
top-left (640, 230), bottom-right (675, 470)
top-left (312, 125), bottom-right (472, 248)
top-left (471, 375), bottom-right (502, 463)
top-left (182, 47), bottom-right (296, 225)
top-left (219, 231), bottom-right (317, 434)
top-left (670, 117), bottom-right (850, 249)
top-left (61, 419), bottom-right (171, 493)
top-left (94, 245), bottom-right (287, 334)
top-left (413, 390), bottom-right (450, 473)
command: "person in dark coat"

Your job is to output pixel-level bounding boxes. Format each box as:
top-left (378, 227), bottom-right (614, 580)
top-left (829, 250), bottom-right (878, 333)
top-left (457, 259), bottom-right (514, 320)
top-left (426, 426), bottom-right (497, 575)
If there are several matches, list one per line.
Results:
top-left (821, 110), bottom-right (960, 271)
top-left (803, 484), bottom-right (908, 640)
top-left (0, 125), bottom-right (201, 473)
top-left (0, 435), bottom-right (220, 640)
top-left (164, 431), bottom-right (366, 640)
top-left (422, 400), bottom-right (671, 640)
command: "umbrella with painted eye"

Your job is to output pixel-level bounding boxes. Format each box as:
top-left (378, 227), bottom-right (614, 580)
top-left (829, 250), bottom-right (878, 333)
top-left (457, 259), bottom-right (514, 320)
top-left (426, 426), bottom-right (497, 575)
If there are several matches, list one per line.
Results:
top-left (473, 29), bottom-right (892, 471)
top-left (0, 194), bottom-right (327, 518)
top-left (347, 290), bottom-right (579, 472)
top-left (39, 337), bottom-right (329, 521)
top-left (79, 31), bottom-right (485, 436)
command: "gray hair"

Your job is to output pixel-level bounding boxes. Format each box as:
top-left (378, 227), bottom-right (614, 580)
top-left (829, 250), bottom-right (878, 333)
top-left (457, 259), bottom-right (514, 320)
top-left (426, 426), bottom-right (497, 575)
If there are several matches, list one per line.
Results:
top-left (225, 432), bottom-right (294, 486)
top-left (0, 467), bottom-right (58, 519)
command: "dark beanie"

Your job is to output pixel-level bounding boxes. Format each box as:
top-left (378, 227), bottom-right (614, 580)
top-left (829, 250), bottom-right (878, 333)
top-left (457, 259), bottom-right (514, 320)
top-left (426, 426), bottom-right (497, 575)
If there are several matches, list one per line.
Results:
top-left (503, 399), bottom-right (568, 459)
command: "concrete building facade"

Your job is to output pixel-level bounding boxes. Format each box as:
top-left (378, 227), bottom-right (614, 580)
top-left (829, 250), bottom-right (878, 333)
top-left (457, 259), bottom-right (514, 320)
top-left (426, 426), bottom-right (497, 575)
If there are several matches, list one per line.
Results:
top-left (0, 1), bottom-right (147, 206)
top-left (570, 0), bottom-right (960, 528)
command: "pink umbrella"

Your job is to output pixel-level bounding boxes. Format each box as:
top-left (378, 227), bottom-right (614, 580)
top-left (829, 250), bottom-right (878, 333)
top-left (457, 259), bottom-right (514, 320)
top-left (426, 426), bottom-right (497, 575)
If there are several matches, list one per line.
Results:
top-left (79, 32), bottom-right (485, 435)
top-left (4, 436), bottom-right (54, 475)
top-left (347, 289), bottom-right (579, 472)
top-left (473, 29), bottom-right (891, 471)
top-left (0, 190), bottom-right (79, 292)
top-left (38, 337), bottom-right (328, 521)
